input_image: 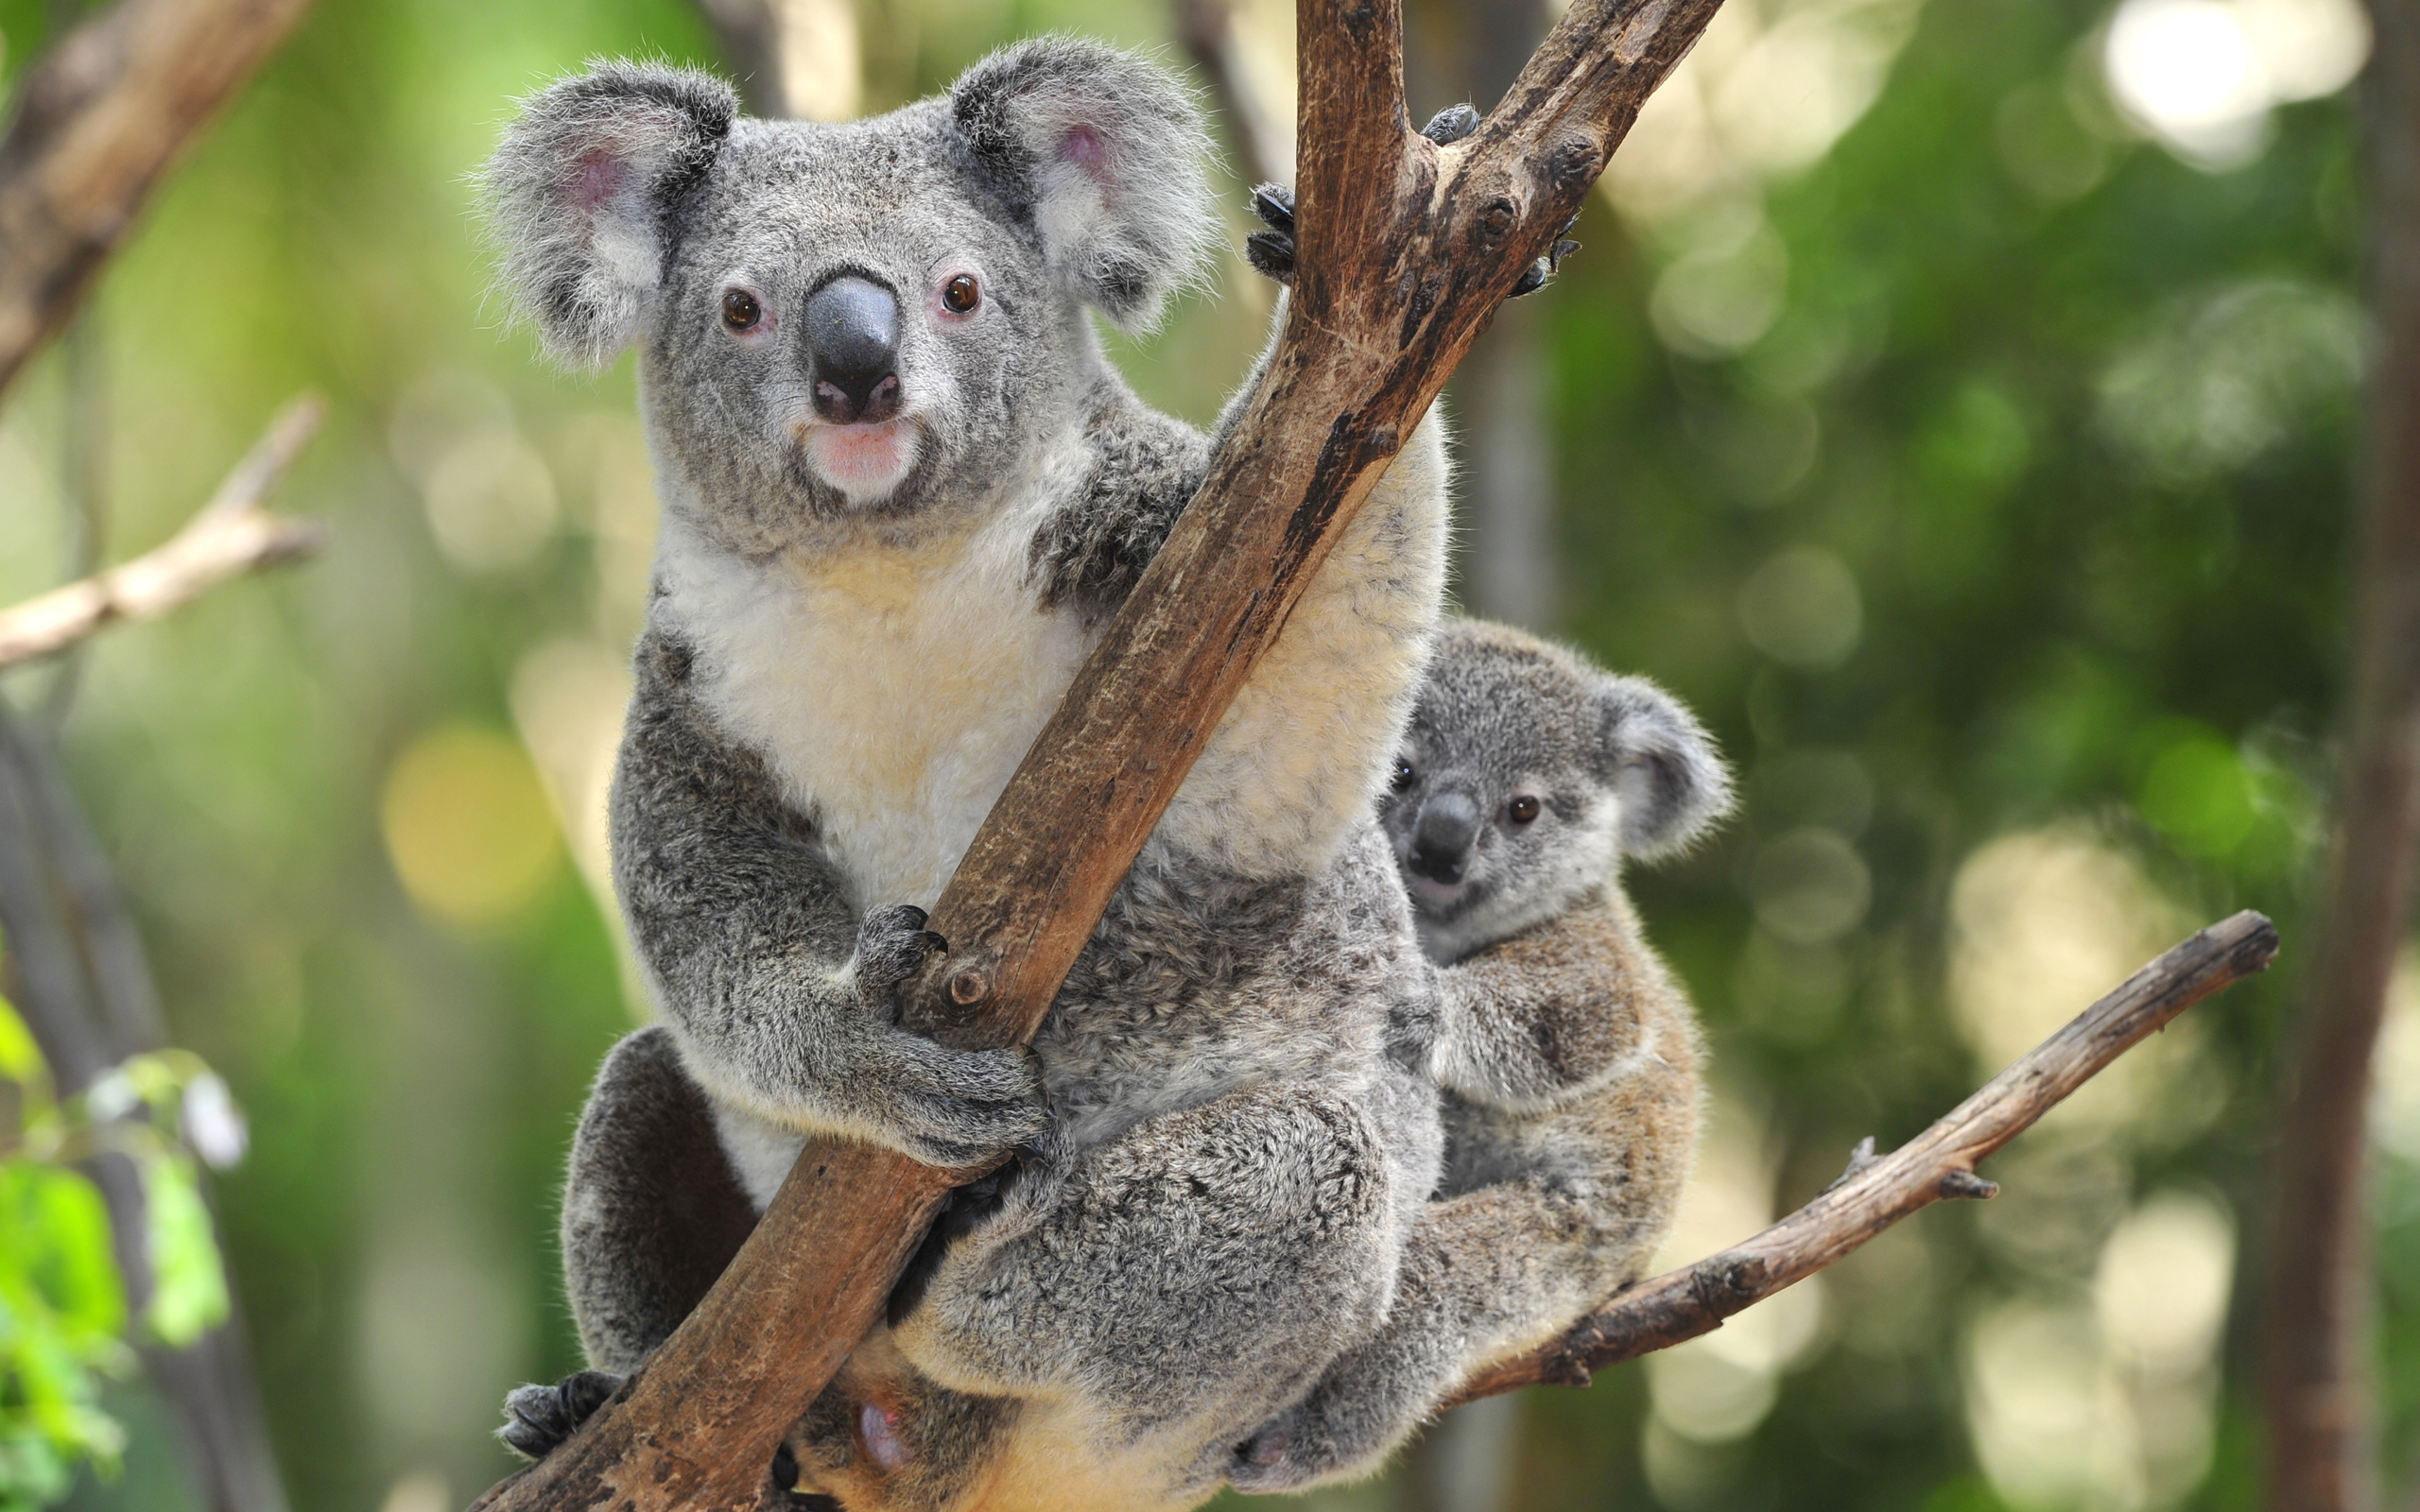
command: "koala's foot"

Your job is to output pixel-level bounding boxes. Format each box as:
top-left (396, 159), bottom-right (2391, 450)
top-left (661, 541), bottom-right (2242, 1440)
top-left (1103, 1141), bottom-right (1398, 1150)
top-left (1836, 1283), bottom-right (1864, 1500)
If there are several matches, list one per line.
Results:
top-left (849, 906), bottom-right (1050, 1167)
top-left (498, 1369), bottom-right (622, 1461)
top-left (1242, 104), bottom-right (1579, 300)
top-left (886, 1141), bottom-right (1046, 1325)
top-left (1229, 1368), bottom-right (1408, 1494)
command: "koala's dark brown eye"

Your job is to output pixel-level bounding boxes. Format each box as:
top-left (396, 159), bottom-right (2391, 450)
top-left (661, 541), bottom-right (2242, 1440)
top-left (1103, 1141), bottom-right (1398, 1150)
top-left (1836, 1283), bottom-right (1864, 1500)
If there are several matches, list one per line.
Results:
top-left (942, 274), bottom-right (981, 314)
top-left (721, 289), bottom-right (762, 332)
top-left (1390, 758), bottom-right (1416, 793)
top-left (1508, 795), bottom-right (1541, 824)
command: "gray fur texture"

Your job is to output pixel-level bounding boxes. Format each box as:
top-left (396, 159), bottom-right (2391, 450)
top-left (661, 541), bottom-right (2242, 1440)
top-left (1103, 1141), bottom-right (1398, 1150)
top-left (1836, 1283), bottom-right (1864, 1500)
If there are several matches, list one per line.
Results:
top-left (485, 38), bottom-right (1459, 1512)
top-left (1229, 619), bottom-right (1725, 1491)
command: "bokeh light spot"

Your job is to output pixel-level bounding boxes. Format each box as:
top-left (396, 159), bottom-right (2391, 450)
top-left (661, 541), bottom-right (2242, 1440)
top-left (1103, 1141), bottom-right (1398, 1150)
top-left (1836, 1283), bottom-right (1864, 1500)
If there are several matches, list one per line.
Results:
top-left (381, 727), bottom-right (563, 927)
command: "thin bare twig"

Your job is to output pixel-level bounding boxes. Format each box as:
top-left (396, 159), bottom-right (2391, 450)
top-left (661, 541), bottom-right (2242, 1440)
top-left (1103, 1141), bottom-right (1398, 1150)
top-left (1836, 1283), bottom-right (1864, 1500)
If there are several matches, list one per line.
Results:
top-left (0, 0), bottom-right (320, 400)
top-left (1444, 910), bottom-right (2279, 1404)
top-left (0, 397), bottom-right (325, 673)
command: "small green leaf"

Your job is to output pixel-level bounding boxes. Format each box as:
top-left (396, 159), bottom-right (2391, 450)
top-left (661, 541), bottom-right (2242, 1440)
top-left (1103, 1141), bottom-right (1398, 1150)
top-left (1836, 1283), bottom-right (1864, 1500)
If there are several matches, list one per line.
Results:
top-left (140, 1155), bottom-right (227, 1349)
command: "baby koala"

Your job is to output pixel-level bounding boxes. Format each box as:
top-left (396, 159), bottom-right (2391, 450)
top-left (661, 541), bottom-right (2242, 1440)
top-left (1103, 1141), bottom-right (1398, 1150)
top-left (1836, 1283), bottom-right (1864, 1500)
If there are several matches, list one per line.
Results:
top-left (1233, 617), bottom-right (1731, 1490)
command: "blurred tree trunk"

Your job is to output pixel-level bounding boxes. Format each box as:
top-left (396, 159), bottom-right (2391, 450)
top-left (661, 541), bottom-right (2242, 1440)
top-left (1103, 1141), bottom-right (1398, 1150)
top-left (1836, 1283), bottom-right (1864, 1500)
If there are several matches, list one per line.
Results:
top-left (0, 711), bottom-right (292, 1512)
top-left (2260, 2), bottom-right (2420, 1508)
top-left (1399, 1), bottom-right (1551, 1507)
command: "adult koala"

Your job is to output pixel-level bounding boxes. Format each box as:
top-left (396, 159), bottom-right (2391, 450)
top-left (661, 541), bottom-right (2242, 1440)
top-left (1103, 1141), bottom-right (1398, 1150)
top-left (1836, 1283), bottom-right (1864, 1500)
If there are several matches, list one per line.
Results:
top-left (483, 37), bottom-right (1468, 1511)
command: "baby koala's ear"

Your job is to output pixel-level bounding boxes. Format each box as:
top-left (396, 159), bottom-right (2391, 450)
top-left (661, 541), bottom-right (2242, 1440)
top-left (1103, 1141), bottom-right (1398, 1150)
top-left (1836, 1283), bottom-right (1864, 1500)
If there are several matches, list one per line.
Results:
top-left (951, 38), bottom-right (1217, 333)
top-left (483, 61), bottom-right (736, 369)
top-left (1594, 676), bottom-right (1734, 860)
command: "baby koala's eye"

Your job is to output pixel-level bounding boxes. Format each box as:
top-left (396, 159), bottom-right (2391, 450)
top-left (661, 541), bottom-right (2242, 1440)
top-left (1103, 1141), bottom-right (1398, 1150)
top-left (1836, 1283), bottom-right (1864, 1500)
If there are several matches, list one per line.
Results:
top-left (942, 274), bottom-right (981, 314)
top-left (721, 288), bottom-right (763, 332)
top-left (1389, 757), bottom-right (1416, 793)
top-left (1507, 795), bottom-right (1541, 824)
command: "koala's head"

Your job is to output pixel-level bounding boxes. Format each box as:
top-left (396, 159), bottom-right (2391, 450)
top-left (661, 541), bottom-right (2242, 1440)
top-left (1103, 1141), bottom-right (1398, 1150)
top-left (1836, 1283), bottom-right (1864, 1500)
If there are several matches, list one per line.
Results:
top-left (483, 41), bottom-right (1216, 546)
top-left (1383, 620), bottom-right (1732, 962)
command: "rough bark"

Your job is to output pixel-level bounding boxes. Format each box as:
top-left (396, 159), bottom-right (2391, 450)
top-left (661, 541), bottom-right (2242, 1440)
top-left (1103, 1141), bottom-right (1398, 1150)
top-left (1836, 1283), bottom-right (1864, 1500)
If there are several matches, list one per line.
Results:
top-left (2259, 4), bottom-right (2420, 1507)
top-left (0, 0), bottom-right (319, 399)
top-left (1446, 910), bottom-right (2279, 1403)
top-left (467, 2), bottom-right (1726, 1507)
top-left (0, 398), bottom-right (324, 673)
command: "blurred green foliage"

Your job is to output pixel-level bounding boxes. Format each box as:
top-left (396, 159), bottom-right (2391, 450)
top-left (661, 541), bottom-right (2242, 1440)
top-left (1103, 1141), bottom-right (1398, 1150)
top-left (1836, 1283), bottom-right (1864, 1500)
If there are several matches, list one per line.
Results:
top-left (0, 997), bottom-right (233, 1508)
top-left (0, 0), bottom-right (2392, 1507)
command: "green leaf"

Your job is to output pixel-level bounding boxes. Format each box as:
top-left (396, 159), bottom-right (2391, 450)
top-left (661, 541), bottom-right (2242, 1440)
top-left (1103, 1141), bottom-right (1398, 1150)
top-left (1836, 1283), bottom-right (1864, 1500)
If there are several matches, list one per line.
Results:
top-left (140, 1155), bottom-right (227, 1349)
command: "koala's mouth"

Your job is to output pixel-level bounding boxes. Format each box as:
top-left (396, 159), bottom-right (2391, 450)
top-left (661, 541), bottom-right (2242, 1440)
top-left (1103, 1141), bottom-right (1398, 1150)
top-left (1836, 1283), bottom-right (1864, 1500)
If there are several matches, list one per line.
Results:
top-left (1406, 872), bottom-right (1479, 919)
top-left (802, 417), bottom-right (920, 501)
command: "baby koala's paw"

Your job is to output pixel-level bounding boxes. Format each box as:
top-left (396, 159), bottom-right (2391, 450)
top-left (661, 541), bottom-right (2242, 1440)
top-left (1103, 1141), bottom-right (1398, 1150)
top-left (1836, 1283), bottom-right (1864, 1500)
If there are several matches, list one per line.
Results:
top-left (845, 905), bottom-right (1049, 1168)
top-left (498, 1369), bottom-right (622, 1461)
top-left (1241, 105), bottom-right (1577, 300)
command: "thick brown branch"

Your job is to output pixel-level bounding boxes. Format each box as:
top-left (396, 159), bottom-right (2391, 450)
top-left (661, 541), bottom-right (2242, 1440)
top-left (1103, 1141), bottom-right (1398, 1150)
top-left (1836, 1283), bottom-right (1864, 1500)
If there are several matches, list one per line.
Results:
top-left (0, 0), bottom-right (318, 400)
top-left (0, 398), bottom-right (324, 674)
top-left (470, 3), bottom-right (1726, 1506)
top-left (1443, 910), bottom-right (2279, 1405)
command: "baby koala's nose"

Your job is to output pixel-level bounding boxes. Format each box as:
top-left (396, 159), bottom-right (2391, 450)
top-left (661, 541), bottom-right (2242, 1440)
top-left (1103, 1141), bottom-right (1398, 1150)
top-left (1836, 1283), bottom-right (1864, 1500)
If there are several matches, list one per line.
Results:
top-left (805, 275), bottom-right (901, 423)
top-left (1408, 791), bottom-right (1481, 885)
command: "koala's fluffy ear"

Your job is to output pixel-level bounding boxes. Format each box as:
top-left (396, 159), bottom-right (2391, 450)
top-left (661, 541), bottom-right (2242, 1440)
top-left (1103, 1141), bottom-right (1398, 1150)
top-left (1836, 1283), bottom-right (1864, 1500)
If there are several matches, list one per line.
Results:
top-left (484, 62), bottom-right (736, 368)
top-left (1594, 677), bottom-right (1734, 860)
top-left (951, 39), bottom-right (1218, 332)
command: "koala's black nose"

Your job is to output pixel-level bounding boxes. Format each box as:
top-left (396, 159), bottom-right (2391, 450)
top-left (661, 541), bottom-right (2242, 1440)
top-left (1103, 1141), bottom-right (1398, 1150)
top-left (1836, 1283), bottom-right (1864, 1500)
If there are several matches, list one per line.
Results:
top-left (1408, 791), bottom-right (1481, 885)
top-left (805, 275), bottom-right (901, 424)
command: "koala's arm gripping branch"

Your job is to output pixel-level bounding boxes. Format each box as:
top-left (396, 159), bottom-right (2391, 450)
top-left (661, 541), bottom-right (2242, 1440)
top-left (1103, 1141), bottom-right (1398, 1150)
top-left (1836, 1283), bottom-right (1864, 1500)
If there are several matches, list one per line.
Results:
top-left (1442, 909), bottom-right (2280, 1405)
top-left (465, 3), bottom-right (1726, 1508)
top-left (0, 0), bottom-right (320, 401)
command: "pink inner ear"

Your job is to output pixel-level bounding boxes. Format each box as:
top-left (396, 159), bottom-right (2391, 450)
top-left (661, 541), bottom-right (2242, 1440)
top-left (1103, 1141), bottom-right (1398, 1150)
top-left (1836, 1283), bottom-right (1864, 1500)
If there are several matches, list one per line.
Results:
top-left (569, 146), bottom-right (628, 215)
top-left (1059, 123), bottom-right (1110, 178)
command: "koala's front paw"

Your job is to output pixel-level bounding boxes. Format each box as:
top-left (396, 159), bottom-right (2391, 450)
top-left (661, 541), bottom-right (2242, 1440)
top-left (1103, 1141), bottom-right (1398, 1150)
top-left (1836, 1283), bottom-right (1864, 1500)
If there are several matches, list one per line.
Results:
top-left (499, 1369), bottom-right (621, 1460)
top-left (1242, 104), bottom-right (1579, 301)
top-left (846, 906), bottom-right (1049, 1167)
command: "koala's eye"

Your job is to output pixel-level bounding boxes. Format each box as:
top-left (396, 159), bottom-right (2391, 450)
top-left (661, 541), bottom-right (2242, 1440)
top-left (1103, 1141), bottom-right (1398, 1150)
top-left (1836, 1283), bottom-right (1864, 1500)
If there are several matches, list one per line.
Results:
top-left (1508, 796), bottom-right (1541, 824)
top-left (721, 289), bottom-right (763, 332)
top-left (942, 274), bottom-right (981, 315)
top-left (1389, 758), bottom-right (1416, 793)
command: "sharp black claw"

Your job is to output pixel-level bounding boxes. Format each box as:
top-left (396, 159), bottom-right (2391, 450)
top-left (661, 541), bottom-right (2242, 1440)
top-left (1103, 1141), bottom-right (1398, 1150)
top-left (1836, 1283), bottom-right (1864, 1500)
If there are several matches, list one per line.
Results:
top-left (1421, 103), bottom-right (1480, 145)
top-left (1250, 182), bottom-right (1295, 232)
top-left (1509, 262), bottom-right (1548, 299)
top-left (1245, 230), bottom-right (1297, 283)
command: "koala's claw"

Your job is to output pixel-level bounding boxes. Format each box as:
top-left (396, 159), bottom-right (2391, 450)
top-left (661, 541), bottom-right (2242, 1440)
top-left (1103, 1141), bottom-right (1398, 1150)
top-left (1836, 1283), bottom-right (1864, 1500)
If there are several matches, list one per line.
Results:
top-left (1510, 212), bottom-right (1583, 300)
top-left (1244, 150), bottom-right (1580, 300)
top-left (856, 904), bottom-right (947, 994)
top-left (1421, 103), bottom-right (1480, 146)
top-left (499, 1369), bottom-right (622, 1461)
top-left (1245, 182), bottom-right (1298, 285)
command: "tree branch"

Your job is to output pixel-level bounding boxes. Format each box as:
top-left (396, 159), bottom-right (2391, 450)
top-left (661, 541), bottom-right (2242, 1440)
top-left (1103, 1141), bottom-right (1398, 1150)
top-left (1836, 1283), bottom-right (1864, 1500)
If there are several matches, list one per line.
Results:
top-left (0, 397), bottom-right (324, 674)
top-left (0, 0), bottom-right (318, 400)
top-left (2261, 2), bottom-right (2420, 1503)
top-left (1443, 910), bottom-right (2279, 1405)
top-left (470, 4), bottom-right (1725, 1506)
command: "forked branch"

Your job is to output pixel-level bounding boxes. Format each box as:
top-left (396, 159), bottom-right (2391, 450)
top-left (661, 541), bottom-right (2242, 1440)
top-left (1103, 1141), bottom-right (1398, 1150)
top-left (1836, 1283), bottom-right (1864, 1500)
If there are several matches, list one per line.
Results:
top-left (470, 2), bottom-right (1726, 1506)
top-left (0, 398), bottom-right (325, 674)
top-left (1447, 909), bottom-right (2279, 1403)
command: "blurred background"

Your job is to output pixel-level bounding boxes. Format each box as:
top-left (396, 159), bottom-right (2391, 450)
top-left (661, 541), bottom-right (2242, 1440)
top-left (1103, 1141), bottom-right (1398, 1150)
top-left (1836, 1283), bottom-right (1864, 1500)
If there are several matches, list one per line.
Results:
top-left (0, 0), bottom-right (2393, 1506)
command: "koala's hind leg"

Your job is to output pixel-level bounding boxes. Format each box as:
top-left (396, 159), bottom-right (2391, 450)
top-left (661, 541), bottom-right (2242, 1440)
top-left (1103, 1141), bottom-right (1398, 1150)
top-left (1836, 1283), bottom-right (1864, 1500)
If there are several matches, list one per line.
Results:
top-left (890, 1081), bottom-right (1407, 1452)
top-left (499, 1027), bottom-right (760, 1460)
top-left (1232, 1013), bottom-right (1701, 1491)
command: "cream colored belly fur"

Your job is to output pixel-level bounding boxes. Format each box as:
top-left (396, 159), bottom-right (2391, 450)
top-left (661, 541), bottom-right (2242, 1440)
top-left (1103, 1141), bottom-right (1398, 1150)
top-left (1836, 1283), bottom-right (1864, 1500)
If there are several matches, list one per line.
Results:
top-left (658, 413), bottom-right (1448, 925)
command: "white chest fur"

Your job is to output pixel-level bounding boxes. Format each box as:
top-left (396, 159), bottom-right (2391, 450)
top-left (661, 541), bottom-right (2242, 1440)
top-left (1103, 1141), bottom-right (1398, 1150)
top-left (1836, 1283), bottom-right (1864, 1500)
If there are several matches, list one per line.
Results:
top-left (659, 508), bottom-right (1094, 913)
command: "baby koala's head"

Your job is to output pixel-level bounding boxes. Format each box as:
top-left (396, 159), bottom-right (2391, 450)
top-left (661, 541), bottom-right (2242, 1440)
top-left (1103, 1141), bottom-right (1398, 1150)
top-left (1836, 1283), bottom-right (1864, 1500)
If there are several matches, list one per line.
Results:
top-left (1382, 620), bottom-right (1732, 963)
